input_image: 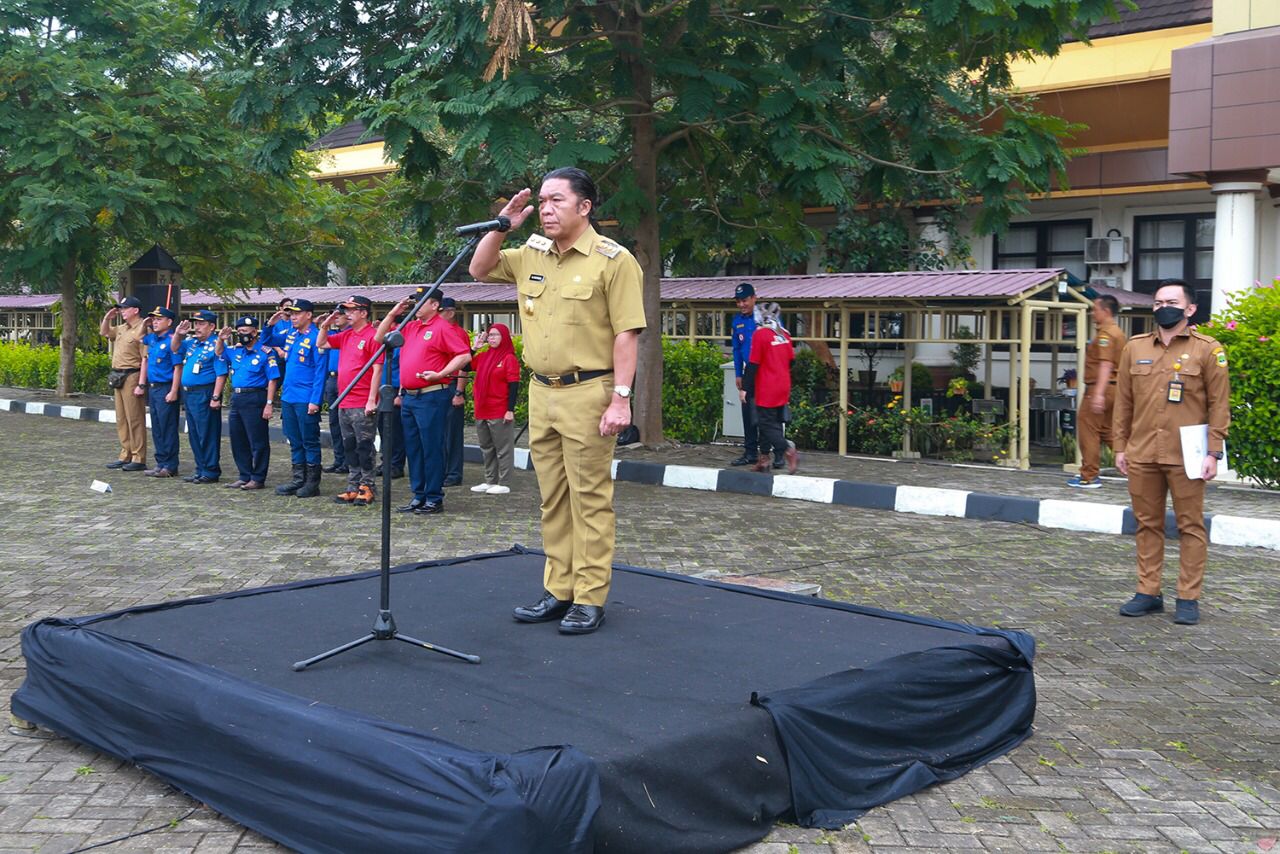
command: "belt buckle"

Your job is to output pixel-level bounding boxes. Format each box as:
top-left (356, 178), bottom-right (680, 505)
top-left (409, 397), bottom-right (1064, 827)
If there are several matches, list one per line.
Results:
top-left (546, 374), bottom-right (563, 388)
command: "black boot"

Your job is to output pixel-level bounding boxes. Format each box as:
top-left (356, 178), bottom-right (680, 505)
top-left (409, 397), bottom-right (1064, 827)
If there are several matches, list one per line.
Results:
top-left (275, 463), bottom-right (306, 495)
top-left (295, 464), bottom-right (321, 498)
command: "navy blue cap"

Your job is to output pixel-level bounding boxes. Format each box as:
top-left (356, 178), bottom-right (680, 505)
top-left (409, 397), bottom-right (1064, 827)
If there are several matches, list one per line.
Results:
top-left (115, 296), bottom-right (142, 309)
top-left (285, 298), bottom-right (315, 312)
top-left (440, 297), bottom-right (457, 309)
top-left (148, 307), bottom-right (176, 320)
top-left (733, 282), bottom-right (755, 300)
top-left (415, 286), bottom-right (443, 303)
top-left (190, 310), bottom-right (217, 323)
top-left (235, 315), bottom-right (258, 328)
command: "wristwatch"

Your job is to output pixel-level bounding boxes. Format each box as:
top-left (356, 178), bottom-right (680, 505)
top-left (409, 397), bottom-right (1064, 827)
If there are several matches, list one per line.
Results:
top-left (1209, 450), bottom-right (1224, 460)
top-left (613, 385), bottom-right (631, 399)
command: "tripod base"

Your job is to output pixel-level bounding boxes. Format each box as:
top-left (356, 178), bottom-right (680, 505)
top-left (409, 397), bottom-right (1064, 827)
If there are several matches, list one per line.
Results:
top-left (292, 609), bottom-right (481, 671)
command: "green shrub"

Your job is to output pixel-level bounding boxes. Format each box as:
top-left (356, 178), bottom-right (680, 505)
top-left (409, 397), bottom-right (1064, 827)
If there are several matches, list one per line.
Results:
top-left (0, 343), bottom-right (111, 395)
top-left (661, 337), bottom-right (725, 443)
top-left (1201, 280), bottom-right (1280, 488)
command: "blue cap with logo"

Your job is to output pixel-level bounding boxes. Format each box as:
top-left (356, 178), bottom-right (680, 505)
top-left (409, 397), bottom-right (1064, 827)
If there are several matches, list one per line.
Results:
top-left (190, 310), bottom-right (218, 323)
top-left (734, 282), bottom-right (755, 300)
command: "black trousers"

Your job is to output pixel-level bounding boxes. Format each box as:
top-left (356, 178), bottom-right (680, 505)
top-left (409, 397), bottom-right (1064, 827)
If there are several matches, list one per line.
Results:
top-left (323, 373), bottom-right (345, 465)
top-left (757, 405), bottom-right (787, 461)
top-left (741, 394), bottom-right (759, 457)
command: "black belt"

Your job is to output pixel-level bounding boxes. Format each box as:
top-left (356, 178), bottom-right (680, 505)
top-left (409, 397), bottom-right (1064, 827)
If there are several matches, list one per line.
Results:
top-left (233, 386), bottom-right (267, 394)
top-left (401, 384), bottom-right (449, 396)
top-left (182, 385), bottom-right (214, 392)
top-left (531, 369), bottom-right (611, 388)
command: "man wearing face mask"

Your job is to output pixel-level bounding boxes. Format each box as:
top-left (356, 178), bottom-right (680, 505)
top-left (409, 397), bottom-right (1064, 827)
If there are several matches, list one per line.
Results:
top-left (217, 316), bottom-right (280, 491)
top-left (261, 299), bottom-right (327, 498)
top-left (1112, 279), bottom-right (1230, 626)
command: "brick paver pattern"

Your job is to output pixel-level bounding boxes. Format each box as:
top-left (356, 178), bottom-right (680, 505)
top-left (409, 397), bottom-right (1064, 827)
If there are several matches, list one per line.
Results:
top-left (1, 409), bottom-right (1277, 854)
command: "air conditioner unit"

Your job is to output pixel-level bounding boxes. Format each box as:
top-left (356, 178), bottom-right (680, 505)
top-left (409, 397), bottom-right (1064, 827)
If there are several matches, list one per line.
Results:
top-left (1089, 276), bottom-right (1121, 290)
top-left (1084, 236), bottom-right (1130, 265)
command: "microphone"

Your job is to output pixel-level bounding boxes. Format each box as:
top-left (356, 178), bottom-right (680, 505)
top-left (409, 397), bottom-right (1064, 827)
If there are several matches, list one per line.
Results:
top-left (455, 216), bottom-right (512, 237)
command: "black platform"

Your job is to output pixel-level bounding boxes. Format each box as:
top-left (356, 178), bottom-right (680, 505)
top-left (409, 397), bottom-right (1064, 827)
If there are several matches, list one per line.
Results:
top-left (13, 548), bottom-right (1036, 854)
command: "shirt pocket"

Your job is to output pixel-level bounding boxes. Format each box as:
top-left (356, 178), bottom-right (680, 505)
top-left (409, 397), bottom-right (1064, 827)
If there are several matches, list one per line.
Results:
top-left (559, 283), bottom-right (597, 326)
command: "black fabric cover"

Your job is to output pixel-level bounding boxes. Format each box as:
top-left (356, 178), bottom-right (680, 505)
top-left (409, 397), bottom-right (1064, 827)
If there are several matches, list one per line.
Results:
top-left (12, 547), bottom-right (1035, 854)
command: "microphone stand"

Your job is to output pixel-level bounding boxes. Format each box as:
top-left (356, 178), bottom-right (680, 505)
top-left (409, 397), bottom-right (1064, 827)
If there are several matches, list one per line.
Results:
top-left (293, 234), bottom-right (486, 671)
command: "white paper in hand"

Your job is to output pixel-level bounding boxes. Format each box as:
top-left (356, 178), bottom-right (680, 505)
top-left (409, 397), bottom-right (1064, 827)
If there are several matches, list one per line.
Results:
top-left (1180, 424), bottom-right (1209, 479)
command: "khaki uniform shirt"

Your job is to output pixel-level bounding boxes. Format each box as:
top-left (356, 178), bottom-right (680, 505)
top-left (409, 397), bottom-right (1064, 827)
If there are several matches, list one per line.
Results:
top-left (485, 226), bottom-right (647, 375)
top-left (1113, 328), bottom-right (1230, 465)
top-left (107, 319), bottom-right (146, 370)
top-left (1084, 320), bottom-right (1125, 387)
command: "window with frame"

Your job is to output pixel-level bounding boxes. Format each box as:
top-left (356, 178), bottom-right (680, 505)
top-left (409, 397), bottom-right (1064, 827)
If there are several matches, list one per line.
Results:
top-left (1133, 213), bottom-right (1214, 323)
top-left (993, 220), bottom-right (1092, 281)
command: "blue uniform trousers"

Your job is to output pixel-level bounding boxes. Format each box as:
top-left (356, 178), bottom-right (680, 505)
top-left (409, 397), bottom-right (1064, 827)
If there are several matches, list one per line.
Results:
top-left (183, 385), bottom-right (222, 479)
top-left (282, 401), bottom-right (321, 466)
top-left (229, 387), bottom-right (271, 481)
top-left (147, 384), bottom-right (180, 472)
top-left (402, 389), bottom-right (450, 504)
top-left (444, 400), bottom-right (464, 482)
top-left (323, 373), bottom-right (345, 466)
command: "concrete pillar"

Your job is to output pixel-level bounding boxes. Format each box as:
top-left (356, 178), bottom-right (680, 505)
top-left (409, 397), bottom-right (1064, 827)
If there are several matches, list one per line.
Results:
top-left (1209, 173), bottom-right (1263, 314)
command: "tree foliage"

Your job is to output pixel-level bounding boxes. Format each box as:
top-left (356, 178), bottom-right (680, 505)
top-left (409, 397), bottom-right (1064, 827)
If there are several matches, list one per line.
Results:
top-left (202, 0), bottom-right (1123, 441)
top-left (0, 0), bottom-right (412, 391)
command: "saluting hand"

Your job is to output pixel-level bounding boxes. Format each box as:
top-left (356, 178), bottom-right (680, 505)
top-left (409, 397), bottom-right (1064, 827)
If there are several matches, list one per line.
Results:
top-left (500, 187), bottom-right (536, 230)
top-left (176, 320), bottom-right (191, 334)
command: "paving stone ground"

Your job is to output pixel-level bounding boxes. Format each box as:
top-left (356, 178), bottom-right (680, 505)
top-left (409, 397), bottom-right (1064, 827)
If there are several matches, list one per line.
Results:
top-left (1, 408), bottom-right (1277, 854)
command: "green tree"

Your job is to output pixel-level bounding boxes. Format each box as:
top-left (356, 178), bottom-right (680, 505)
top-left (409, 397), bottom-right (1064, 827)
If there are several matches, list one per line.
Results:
top-left (203, 0), bottom-right (1121, 442)
top-left (0, 0), bottom-right (412, 393)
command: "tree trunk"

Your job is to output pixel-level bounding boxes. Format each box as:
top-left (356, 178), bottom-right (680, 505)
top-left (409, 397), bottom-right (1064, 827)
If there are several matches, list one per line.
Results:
top-left (625, 45), bottom-right (664, 445)
top-left (57, 257), bottom-right (78, 396)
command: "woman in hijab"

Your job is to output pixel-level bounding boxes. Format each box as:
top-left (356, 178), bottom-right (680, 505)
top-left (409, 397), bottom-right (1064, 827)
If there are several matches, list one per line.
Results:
top-left (468, 323), bottom-right (521, 494)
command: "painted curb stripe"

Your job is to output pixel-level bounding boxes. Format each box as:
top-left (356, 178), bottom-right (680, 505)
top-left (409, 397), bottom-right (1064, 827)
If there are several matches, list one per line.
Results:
top-left (3, 397), bottom-right (1275, 551)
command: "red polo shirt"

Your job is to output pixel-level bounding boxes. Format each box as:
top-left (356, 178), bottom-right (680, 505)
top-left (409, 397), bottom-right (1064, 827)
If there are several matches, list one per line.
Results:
top-left (748, 326), bottom-right (794, 408)
top-left (327, 324), bottom-right (384, 408)
top-left (398, 315), bottom-right (471, 389)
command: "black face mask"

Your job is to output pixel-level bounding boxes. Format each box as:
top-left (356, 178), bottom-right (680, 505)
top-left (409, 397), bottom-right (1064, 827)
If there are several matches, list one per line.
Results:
top-left (1153, 306), bottom-right (1187, 329)
top-left (237, 332), bottom-right (255, 345)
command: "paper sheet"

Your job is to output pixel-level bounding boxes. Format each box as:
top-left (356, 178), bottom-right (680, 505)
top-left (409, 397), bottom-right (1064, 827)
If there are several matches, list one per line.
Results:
top-left (1180, 424), bottom-right (1210, 479)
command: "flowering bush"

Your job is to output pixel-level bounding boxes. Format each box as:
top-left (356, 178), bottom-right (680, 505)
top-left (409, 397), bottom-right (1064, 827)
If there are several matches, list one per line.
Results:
top-left (1201, 278), bottom-right (1280, 488)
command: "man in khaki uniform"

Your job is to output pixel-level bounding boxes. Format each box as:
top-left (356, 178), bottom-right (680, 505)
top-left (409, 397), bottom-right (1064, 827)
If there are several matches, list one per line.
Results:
top-left (100, 296), bottom-right (148, 471)
top-left (1069, 294), bottom-right (1126, 488)
top-left (471, 166), bottom-right (646, 635)
top-left (1113, 279), bottom-right (1230, 626)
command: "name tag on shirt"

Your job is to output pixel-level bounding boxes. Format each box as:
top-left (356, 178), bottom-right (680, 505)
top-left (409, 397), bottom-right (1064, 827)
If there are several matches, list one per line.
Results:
top-left (193, 363), bottom-right (201, 374)
top-left (1168, 381), bottom-right (1183, 403)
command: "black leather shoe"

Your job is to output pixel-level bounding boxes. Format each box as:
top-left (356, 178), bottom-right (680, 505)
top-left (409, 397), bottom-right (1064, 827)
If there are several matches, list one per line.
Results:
top-left (106, 460), bottom-right (127, 469)
top-left (442, 478), bottom-right (462, 488)
top-left (413, 501), bottom-right (443, 515)
top-left (122, 462), bottom-right (147, 472)
top-left (397, 498), bottom-right (425, 513)
top-left (190, 475), bottom-right (219, 484)
top-left (559, 604), bottom-right (605, 635)
top-left (729, 454), bottom-right (753, 466)
top-left (513, 592), bottom-right (572, 623)
top-left (771, 458), bottom-right (785, 469)
top-left (182, 474), bottom-right (198, 482)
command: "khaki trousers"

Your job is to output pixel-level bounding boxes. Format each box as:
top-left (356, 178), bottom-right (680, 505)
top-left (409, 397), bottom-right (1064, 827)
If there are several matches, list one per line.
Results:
top-left (476, 418), bottom-right (515, 485)
top-left (1126, 461), bottom-right (1207, 600)
top-left (528, 376), bottom-right (616, 606)
top-left (1077, 382), bottom-right (1114, 482)
top-left (113, 372), bottom-right (148, 464)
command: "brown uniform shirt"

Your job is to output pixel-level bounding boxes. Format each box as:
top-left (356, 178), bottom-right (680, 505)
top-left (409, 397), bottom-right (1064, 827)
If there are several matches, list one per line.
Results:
top-left (1084, 320), bottom-right (1125, 387)
top-left (107, 319), bottom-right (146, 370)
top-left (485, 226), bottom-right (647, 375)
top-left (1112, 328), bottom-right (1230, 464)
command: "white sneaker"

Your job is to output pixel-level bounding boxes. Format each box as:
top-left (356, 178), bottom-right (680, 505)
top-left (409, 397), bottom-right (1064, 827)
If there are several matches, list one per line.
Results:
top-left (486, 484), bottom-right (511, 494)
top-left (470, 483), bottom-right (494, 493)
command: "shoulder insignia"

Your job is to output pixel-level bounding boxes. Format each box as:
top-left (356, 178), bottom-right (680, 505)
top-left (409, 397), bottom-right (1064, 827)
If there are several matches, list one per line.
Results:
top-left (1213, 346), bottom-right (1228, 368)
top-left (526, 234), bottom-right (553, 252)
top-left (1098, 336), bottom-right (1109, 347)
top-left (595, 239), bottom-right (621, 259)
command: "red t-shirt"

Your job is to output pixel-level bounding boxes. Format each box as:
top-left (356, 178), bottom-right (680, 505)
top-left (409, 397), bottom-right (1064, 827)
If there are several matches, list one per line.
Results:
top-left (398, 315), bottom-right (471, 389)
top-left (327, 324), bottom-right (384, 408)
top-left (748, 326), bottom-right (794, 408)
top-left (472, 346), bottom-right (521, 420)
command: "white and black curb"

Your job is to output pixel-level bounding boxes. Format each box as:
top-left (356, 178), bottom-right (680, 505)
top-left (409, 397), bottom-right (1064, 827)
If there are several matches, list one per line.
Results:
top-left (5, 396), bottom-right (1278, 552)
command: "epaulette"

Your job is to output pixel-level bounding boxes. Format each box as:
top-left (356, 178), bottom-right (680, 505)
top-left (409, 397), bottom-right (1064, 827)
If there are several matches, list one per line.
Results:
top-left (526, 234), bottom-right (553, 252)
top-left (1190, 329), bottom-right (1221, 344)
top-left (595, 238), bottom-right (623, 259)
top-left (1130, 331), bottom-right (1155, 340)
